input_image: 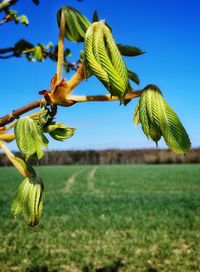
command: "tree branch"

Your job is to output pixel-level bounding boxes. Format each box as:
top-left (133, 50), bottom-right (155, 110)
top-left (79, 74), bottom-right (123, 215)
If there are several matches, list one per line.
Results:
top-left (0, 0), bottom-right (18, 12)
top-left (0, 47), bottom-right (14, 54)
top-left (0, 98), bottom-right (45, 127)
top-left (68, 91), bottom-right (142, 103)
top-left (0, 90), bottom-right (142, 127)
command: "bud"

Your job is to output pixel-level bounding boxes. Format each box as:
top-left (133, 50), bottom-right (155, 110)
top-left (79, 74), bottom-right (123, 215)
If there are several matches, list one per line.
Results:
top-left (44, 122), bottom-right (76, 141)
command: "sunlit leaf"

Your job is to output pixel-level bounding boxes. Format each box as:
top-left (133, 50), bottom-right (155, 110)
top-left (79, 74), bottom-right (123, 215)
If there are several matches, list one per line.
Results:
top-left (44, 122), bottom-right (76, 141)
top-left (84, 21), bottom-right (128, 99)
top-left (136, 85), bottom-right (191, 153)
top-left (14, 117), bottom-right (48, 160)
top-left (11, 177), bottom-right (44, 227)
top-left (57, 6), bottom-right (91, 42)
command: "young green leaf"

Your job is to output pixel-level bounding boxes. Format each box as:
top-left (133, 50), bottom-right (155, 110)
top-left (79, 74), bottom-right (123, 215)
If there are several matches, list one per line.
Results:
top-left (11, 177), bottom-right (44, 227)
top-left (44, 122), bottom-right (76, 141)
top-left (139, 89), bottom-right (150, 137)
top-left (117, 44), bottom-right (145, 57)
top-left (14, 117), bottom-right (48, 160)
top-left (84, 21), bottom-right (128, 99)
top-left (57, 6), bottom-right (91, 42)
top-left (20, 15), bottom-right (29, 26)
top-left (136, 85), bottom-right (191, 153)
top-left (133, 101), bottom-right (140, 125)
top-left (92, 10), bottom-right (99, 22)
top-left (128, 69), bottom-right (140, 85)
top-left (156, 93), bottom-right (191, 154)
top-left (148, 122), bottom-right (162, 146)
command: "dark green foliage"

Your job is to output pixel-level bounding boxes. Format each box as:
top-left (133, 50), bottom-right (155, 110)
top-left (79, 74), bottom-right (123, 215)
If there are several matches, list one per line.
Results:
top-left (14, 39), bottom-right (33, 56)
top-left (92, 10), bottom-right (99, 22)
top-left (128, 69), bottom-right (140, 85)
top-left (117, 44), bottom-right (144, 57)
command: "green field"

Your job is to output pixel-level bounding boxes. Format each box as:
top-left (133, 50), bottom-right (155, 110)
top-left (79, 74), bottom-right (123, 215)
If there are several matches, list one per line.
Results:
top-left (0, 164), bottom-right (200, 272)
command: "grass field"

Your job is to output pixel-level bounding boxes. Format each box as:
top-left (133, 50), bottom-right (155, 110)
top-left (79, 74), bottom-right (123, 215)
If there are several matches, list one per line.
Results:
top-left (0, 164), bottom-right (200, 272)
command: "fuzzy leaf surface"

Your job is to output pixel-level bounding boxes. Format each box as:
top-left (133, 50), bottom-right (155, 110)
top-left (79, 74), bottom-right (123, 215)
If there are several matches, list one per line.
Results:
top-left (11, 177), bottom-right (44, 227)
top-left (14, 117), bottom-right (48, 160)
top-left (57, 6), bottom-right (91, 42)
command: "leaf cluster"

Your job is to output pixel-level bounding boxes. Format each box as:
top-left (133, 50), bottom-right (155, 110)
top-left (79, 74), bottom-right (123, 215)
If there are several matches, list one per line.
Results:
top-left (11, 176), bottom-right (44, 227)
top-left (134, 85), bottom-right (191, 154)
top-left (1, 9), bottom-right (28, 25)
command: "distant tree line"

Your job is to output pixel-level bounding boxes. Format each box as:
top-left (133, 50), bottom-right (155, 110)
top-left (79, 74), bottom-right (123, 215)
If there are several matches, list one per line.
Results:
top-left (0, 149), bottom-right (199, 166)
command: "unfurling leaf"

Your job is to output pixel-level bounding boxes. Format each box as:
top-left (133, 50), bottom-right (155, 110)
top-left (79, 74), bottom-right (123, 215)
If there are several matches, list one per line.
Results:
top-left (84, 21), bottom-right (128, 99)
top-left (14, 117), bottom-right (48, 160)
top-left (148, 122), bottom-right (161, 146)
top-left (92, 10), bottom-right (99, 22)
top-left (133, 101), bottom-right (140, 125)
top-left (117, 44), bottom-right (144, 57)
top-left (33, 46), bottom-right (43, 61)
top-left (20, 15), bottom-right (29, 26)
top-left (57, 6), bottom-right (91, 42)
top-left (128, 69), bottom-right (140, 85)
top-left (135, 85), bottom-right (191, 153)
top-left (44, 122), bottom-right (76, 141)
top-left (11, 177), bottom-right (44, 227)
top-left (155, 92), bottom-right (191, 154)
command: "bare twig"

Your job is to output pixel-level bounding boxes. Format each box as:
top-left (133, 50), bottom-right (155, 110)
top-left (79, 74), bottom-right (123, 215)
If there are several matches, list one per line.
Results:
top-left (0, 98), bottom-right (45, 127)
top-left (0, 47), bottom-right (14, 54)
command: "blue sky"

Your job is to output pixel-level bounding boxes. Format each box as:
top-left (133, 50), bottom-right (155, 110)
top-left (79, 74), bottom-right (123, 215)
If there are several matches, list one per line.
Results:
top-left (1, 0), bottom-right (200, 150)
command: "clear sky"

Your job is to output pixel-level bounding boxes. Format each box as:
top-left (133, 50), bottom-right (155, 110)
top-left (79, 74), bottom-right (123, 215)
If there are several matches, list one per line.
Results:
top-left (1, 0), bottom-right (200, 150)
